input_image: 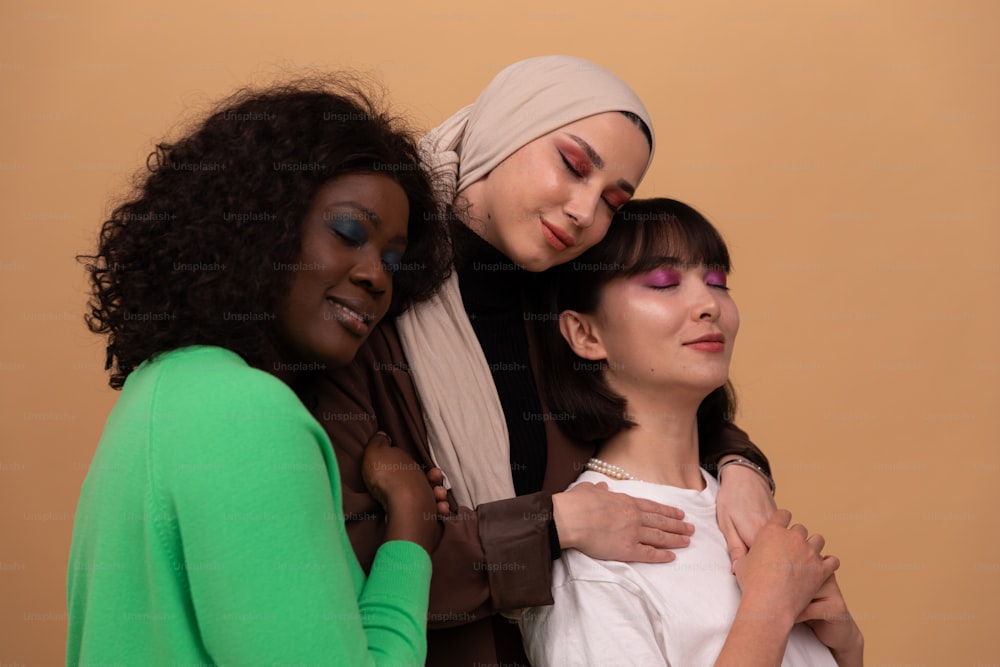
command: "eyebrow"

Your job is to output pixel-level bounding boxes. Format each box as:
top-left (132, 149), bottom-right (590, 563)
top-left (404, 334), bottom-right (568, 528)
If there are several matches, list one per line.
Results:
top-left (567, 134), bottom-right (637, 196)
top-left (335, 201), bottom-right (381, 226)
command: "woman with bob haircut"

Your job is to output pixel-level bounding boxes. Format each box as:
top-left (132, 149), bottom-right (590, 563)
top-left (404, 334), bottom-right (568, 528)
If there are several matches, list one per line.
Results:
top-left (68, 77), bottom-right (452, 665)
top-left (300, 56), bottom-right (784, 664)
top-left (521, 198), bottom-right (864, 666)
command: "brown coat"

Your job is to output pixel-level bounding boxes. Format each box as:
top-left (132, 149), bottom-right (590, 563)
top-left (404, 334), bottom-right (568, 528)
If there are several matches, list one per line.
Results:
top-left (298, 319), bottom-right (764, 666)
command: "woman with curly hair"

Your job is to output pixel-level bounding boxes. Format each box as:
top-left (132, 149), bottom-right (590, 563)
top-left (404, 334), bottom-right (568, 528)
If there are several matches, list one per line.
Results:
top-left (68, 78), bottom-right (452, 665)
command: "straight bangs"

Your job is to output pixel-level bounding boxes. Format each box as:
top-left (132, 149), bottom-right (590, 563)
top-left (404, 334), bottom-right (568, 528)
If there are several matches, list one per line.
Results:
top-left (535, 196), bottom-right (737, 445)
top-left (596, 198), bottom-right (731, 278)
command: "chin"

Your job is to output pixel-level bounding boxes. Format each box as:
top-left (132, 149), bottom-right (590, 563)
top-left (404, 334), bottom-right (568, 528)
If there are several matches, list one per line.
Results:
top-left (311, 344), bottom-right (363, 370)
top-left (689, 376), bottom-right (729, 396)
top-left (522, 249), bottom-right (577, 273)
top-left (504, 251), bottom-right (548, 273)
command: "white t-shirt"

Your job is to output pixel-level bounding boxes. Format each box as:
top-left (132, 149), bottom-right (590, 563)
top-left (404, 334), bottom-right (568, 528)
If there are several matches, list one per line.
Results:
top-left (520, 469), bottom-right (838, 667)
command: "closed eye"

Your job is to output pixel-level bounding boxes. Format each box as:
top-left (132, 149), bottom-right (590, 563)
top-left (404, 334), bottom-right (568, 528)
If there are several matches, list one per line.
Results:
top-left (602, 195), bottom-right (628, 213)
top-left (328, 214), bottom-right (368, 247)
top-left (381, 250), bottom-right (404, 274)
top-left (333, 229), bottom-right (363, 247)
top-left (645, 268), bottom-right (682, 289)
top-left (706, 270), bottom-right (729, 291)
top-left (560, 152), bottom-right (583, 178)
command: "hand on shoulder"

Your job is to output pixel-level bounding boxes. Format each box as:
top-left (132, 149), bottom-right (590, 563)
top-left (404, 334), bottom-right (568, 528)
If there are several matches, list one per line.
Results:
top-left (552, 481), bottom-right (693, 563)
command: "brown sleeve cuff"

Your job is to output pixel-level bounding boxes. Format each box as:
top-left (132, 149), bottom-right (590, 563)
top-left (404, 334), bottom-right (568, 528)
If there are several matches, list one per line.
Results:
top-left (701, 421), bottom-right (773, 479)
top-left (477, 491), bottom-right (555, 611)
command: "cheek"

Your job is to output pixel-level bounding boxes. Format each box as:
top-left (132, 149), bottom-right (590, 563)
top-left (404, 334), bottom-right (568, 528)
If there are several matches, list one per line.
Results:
top-left (725, 301), bottom-right (740, 337)
top-left (493, 151), bottom-right (542, 193)
top-left (513, 154), bottom-right (566, 203)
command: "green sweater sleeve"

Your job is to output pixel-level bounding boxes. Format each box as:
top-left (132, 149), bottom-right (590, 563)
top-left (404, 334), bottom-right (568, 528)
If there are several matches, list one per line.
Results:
top-left (147, 348), bottom-right (430, 665)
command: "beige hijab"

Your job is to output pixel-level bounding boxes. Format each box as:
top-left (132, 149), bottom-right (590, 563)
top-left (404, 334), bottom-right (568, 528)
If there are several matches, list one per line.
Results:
top-left (396, 55), bottom-right (655, 509)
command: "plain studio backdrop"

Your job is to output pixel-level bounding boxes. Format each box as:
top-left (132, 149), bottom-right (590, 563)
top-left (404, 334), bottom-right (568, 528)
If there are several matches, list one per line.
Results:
top-left (1, 1), bottom-right (997, 664)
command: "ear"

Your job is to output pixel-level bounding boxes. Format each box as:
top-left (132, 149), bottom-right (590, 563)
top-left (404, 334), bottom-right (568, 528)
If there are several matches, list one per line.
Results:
top-left (559, 310), bottom-right (607, 361)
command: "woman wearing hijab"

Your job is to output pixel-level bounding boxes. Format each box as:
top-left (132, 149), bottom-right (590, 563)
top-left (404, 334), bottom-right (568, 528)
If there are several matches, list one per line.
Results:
top-left (298, 56), bottom-right (779, 664)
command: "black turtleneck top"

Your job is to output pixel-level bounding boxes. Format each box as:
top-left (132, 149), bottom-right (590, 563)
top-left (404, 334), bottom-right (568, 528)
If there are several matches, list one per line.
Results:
top-left (453, 223), bottom-right (548, 496)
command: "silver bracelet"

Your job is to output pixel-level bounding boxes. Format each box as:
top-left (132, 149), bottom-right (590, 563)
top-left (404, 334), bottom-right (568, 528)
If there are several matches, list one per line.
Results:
top-left (717, 458), bottom-right (776, 496)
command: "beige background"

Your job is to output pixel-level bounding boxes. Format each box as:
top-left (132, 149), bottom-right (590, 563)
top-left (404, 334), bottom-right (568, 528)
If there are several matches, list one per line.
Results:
top-left (2, 0), bottom-right (997, 663)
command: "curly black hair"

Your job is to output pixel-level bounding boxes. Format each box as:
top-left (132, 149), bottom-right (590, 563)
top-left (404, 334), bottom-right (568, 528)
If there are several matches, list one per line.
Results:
top-left (81, 76), bottom-right (452, 389)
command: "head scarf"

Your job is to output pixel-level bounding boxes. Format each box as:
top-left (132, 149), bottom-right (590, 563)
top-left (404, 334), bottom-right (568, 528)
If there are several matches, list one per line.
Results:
top-left (398, 56), bottom-right (655, 510)
top-left (421, 54), bottom-right (654, 206)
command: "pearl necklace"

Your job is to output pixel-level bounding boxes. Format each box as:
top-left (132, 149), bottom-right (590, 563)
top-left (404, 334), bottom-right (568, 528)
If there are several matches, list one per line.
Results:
top-left (585, 457), bottom-right (643, 482)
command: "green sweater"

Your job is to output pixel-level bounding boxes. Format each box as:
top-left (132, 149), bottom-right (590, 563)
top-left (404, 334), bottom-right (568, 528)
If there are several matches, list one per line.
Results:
top-left (67, 346), bottom-right (431, 666)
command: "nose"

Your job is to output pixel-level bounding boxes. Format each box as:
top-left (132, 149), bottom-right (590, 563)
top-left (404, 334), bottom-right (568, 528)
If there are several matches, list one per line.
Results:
top-left (348, 252), bottom-right (390, 296)
top-left (564, 185), bottom-right (601, 229)
top-left (694, 285), bottom-right (721, 321)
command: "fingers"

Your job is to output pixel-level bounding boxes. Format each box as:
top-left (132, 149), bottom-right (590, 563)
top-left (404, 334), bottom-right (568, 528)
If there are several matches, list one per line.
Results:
top-left (630, 543), bottom-right (677, 564)
top-left (795, 574), bottom-right (845, 623)
top-left (722, 522), bottom-right (749, 569)
top-left (638, 507), bottom-right (693, 535)
top-left (634, 498), bottom-right (686, 522)
top-left (634, 500), bottom-right (693, 549)
top-left (807, 533), bottom-right (826, 553)
top-left (768, 508), bottom-right (792, 528)
top-left (366, 430), bottom-right (391, 448)
top-left (426, 466), bottom-right (445, 485)
top-left (432, 484), bottom-right (451, 515)
top-left (632, 501), bottom-right (694, 551)
top-left (554, 485), bottom-right (695, 559)
top-left (637, 526), bottom-right (690, 550)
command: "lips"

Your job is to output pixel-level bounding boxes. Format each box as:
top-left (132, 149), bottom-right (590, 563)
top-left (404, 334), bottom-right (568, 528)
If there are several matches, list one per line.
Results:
top-left (683, 333), bottom-right (725, 352)
top-left (326, 296), bottom-right (376, 336)
top-left (540, 219), bottom-right (576, 252)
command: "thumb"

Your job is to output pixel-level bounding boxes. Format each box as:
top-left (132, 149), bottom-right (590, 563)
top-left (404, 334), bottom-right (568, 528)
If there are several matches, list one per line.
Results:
top-left (722, 522), bottom-right (749, 571)
top-left (366, 430), bottom-right (391, 448)
top-left (768, 508), bottom-right (792, 528)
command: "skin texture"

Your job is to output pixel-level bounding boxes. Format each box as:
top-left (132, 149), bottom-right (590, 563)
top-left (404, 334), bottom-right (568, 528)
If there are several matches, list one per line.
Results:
top-left (798, 573), bottom-right (865, 666)
top-left (278, 173), bottom-right (440, 554)
top-left (556, 256), bottom-right (863, 664)
top-left (568, 263), bottom-right (776, 559)
top-left (363, 433), bottom-right (439, 553)
top-left (277, 173), bottom-right (409, 369)
top-left (716, 510), bottom-right (845, 667)
top-left (572, 265), bottom-right (739, 416)
top-left (554, 265), bottom-right (741, 556)
top-left (552, 481), bottom-right (692, 559)
top-left (716, 460), bottom-right (779, 565)
top-left (458, 117), bottom-right (777, 564)
top-left (460, 112), bottom-right (650, 272)
top-left (460, 115), bottom-right (701, 562)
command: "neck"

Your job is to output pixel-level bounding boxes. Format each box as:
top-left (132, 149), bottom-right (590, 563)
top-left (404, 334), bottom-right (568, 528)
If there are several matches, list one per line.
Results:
top-left (596, 389), bottom-right (705, 490)
top-left (450, 188), bottom-right (495, 249)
